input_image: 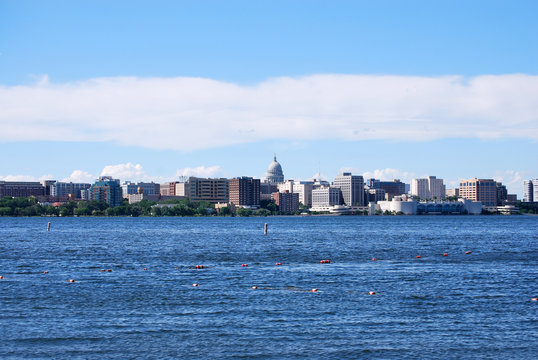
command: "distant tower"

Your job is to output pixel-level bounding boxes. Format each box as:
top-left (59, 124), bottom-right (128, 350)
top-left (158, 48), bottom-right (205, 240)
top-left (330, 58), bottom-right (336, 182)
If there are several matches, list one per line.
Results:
top-left (265, 154), bottom-right (284, 184)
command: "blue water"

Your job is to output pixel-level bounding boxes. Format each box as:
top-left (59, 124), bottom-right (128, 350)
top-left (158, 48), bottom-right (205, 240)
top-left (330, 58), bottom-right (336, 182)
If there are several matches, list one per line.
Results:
top-left (0, 216), bottom-right (537, 359)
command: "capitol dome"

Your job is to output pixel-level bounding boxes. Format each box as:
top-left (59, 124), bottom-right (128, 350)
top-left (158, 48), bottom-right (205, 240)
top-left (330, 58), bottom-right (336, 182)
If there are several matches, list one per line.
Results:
top-left (265, 154), bottom-right (284, 183)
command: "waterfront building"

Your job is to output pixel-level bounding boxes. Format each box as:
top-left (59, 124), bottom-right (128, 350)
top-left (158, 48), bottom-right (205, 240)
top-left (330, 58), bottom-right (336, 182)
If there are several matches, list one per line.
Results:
top-left (368, 179), bottom-right (406, 200)
top-left (265, 154), bottom-right (284, 184)
top-left (446, 188), bottom-right (459, 198)
top-left (376, 198), bottom-right (482, 215)
top-left (333, 172), bottom-right (365, 206)
top-left (459, 178), bottom-right (497, 207)
top-left (260, 181), bottom-right (278, 201)
top-left (229, 177), bottom-right (260, 207)
top-left (0, 181), bottom-right (45, 199)
top-left (523, 179), bottom-right (538, 202)
top-left (121, 181), bottom-right (160, 198)
top-left (367, 188), bottom-right (386, 203)
top-left (294, 181), bottom-right (314, 207)
top-left (51, 182), bottom-right (91, 199)
top-left (410, 176), bottom-right (446, 200)
top-left (496, 183), bottom-right (508, 206)
top-left (311, 186), bottom-right (341, 208)
top-left (272, 190), bottom-right (299, 214)
top-left (90, 176), bottom-right (122, 207)
top-left (187, 177), bottom-right (229, 204)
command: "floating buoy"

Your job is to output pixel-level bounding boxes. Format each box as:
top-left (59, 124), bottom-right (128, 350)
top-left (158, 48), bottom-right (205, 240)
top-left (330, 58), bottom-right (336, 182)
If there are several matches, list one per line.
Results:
top-left (465, 251), bottom-right (472, 255)
top-left (142, 268), bottom-right (148, 271)
top-left (531, 298), bottom-right (537, 301)
top-left (252, 286), bottom-right (258, 289)
top-left (0, 276), bottom-right (4, 279)
top-left (68, 279), bottom-right (75, 283)
top-left (416, 255), bottom-right (421, 259)
top-left (192, 283), bottom-right (199, 287)
top-left (368, 291), bottom-right (376, 295)
top-left (443, 253), bottom-right (448, 257)
top-left (320, 259), bottom-right (331, 264)
top-left (107, 269), bottom-right (112, 272)
top-left (174, 267), bottom-right (179, 270)
top-left (43, 271), bottom-right (49, 274)
top-left (241, 264), bottom-right (249, 267)
top-left (195, 265), bottom-right (204, 269)
top-left (275, 262), bottom-right (282, 266)
top-left (372, 258), bottom-right (377, 261)
top-left (100, 269), bottom-right (106, 272)
top-left (312, 288), bottom-right (318, 292)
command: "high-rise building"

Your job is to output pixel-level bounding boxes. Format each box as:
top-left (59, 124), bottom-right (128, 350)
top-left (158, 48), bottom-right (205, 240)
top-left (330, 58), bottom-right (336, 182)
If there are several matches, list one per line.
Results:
top-left (90, 176), bottom-right (122, 207)
top-left (265, 154), bottom-right (284, 184)
top-left (293, 181), bottom-right (314, 208)
top-left (52, 182), bottom-right (91, 199)
top-left (229, 177), bottom-right (260, 207)
top-left (368, 179), bottom-right (406, 200)
top-left (523, 179), bottom-right (538, 202)
top-left (410, 176), bottom-right (446, 200)
top-left (333, 172), bottom-right (365, 206)
top-left (272, 191), bottom-right (299, 214)
top-left (187, 177), bottom-right (229, 204)
top-left (0, 181), bottom-right (45, 198)
top-left (459, 178), bottom-right (497, 206)
top-left (311, 187), bottom-right (341, 208)
top-left (121, 181), bottom-right (160, 198)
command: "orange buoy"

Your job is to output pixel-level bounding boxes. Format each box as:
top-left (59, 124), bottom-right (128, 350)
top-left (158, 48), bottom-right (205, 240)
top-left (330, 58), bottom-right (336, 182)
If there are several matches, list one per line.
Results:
top-left (372, 258), bottom-right (377, 261)
top-left (252, 286), bottom-right (258, 289)
top-left (531, 298), bottom-right (537, 301)
top-left (192, 283), bottom-right (199, 287)
top-left (241, 264), bottom-right (249, 267)
top-left (320, 259), bottom-right (331, 264)
top-left (68, 279), bottom-right (75, 283)
top-left (195, 265), bottom-right (204, 269)
top-left (443, 253), bottom-right (448, 257)
top-left (465, 251), bottom-right (472, 255)
top-left (312, 288), bottom-right (318, 292)
top-left (0, 276), bottom-right (4, 279)
top-left (142, 268), bottom-right (148, 271)
top-left (107, 269), bottom-right (112, 272)
top-left (43, 271), bottom-right (49, 274)
top-left (368, 291), bottom-right (376, 295)
top-left (174, 267), bottom-right (179, 270)
top-left (416, 255), bottom-right (421, 259)
top-left (275, 262), bottom-right (282, 266)
top-left (100, 269), bottom-right (106, 272)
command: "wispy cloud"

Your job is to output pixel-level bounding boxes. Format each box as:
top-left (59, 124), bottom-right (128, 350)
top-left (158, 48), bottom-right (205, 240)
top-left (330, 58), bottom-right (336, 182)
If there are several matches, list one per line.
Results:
top-left (0, 174), bottom-right (54, 182)
top-left (1, 74), bottom-right (536, 151)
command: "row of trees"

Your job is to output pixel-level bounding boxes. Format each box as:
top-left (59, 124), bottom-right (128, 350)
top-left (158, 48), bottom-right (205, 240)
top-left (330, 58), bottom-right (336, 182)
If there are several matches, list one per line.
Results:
top-left (0, 196), bottom-right (286, 217)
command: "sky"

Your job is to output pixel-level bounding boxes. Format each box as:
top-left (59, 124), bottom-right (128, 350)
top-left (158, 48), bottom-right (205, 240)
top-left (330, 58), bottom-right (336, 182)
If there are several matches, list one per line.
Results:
top-left (1, 0), bottom-right (537, 196)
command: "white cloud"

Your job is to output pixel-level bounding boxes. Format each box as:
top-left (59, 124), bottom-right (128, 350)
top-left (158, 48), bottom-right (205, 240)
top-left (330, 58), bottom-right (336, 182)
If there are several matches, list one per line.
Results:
top-left (100, 163), bottom-right (146, 181)
top-left (61, 170), bottom-right (95, 183)
top-left (0, 74), bottom-right (536, 151)
top-left (175, 166), bottom-right (222, 178)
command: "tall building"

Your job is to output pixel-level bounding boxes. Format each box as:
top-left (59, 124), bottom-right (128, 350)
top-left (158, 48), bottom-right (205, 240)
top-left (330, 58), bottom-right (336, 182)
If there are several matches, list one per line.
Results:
top-left (368, 179), bottom-right (406, 200)
top-left (311, 187), bottom-right (341, 208)
top-left (272, 191), bottom-right (299, 214)
top-left (121, 181), bottom-right (160, 198)
top-left (523, 179), bottom-right (538, 202)
top-left (187, 177), bottom-right (229, 204)
top-left (333, 172), bottom-right (365, 206)
top-left (459, 178), bottom-right (497, 206)
top-left (0, 181), bottom-right (45, 198)
top-left (293, 181), bottom-right (314, 208)
top-left (265, 154), bottom-right (284, 184)
top-left (90, 176), bottom-right (122, 207)
top-left (229, 177), bottom-right (260, 207)
top-left (496, 182), bottom-right (508, 206)
top-left (51, 182), bottom-right (91, 199)
top-left (410, 176), bottom-right (446, 200)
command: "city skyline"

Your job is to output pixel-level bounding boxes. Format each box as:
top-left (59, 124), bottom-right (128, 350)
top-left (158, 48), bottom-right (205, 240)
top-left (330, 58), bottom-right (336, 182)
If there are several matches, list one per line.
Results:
top-left (1, 1), bottom-right (537, 197)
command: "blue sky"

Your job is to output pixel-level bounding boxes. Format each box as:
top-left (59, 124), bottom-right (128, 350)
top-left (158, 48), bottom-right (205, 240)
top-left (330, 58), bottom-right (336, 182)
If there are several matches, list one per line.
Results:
top-left (1, 0), bottom-right (537, 196)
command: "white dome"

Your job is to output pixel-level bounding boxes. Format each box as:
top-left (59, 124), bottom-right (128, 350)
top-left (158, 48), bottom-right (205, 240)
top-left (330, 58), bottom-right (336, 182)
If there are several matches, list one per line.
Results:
top-left (265, 154), bottom-right (284, 183)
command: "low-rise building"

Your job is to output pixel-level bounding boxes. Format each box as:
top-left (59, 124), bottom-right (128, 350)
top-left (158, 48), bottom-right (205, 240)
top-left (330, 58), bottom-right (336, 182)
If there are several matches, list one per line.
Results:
top-left (229, 177), bottom-right (260, 207)
top-left (0, 181), bottom-right (45, 198)
top-left (311, 186), bottom-right (341, 209)
top-left (272, 191), bottom-right (299, 214)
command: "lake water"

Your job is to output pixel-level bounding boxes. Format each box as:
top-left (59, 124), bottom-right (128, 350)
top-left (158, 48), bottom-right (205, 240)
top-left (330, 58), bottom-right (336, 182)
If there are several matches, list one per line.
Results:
top-left (1, 216), bottom-right (537, 359)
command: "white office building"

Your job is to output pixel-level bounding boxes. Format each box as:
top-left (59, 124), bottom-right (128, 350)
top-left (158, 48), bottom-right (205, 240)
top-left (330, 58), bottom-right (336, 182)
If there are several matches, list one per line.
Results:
top-left (333, 172), bottom-right (364, 206)
top-left (523, 179), bottom-right (538, 202)
top-left (311, 187), bottom-right (341, 208)
top-left (410, 176), bottom-right (446, 200)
